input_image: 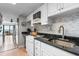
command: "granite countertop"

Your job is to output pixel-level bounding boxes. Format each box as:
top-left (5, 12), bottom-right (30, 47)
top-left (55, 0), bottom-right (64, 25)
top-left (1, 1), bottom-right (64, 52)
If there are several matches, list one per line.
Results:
top-left (34, 37), bottom-right (79, 56)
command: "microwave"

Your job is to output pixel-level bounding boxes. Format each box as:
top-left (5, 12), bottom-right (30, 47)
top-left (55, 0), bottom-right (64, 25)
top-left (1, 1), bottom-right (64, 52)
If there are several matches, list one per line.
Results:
top-left (33, 11), bottom-right (41, 19)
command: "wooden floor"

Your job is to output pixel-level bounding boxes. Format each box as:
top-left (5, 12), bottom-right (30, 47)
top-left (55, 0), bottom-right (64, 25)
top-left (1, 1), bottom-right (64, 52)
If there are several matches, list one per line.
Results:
top-left (0, 48), bottom-right (28, 56)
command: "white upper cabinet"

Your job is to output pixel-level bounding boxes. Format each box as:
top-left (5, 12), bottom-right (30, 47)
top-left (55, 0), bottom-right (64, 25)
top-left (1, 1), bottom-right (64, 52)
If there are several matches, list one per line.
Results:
top-left (27, 13), bottom-right (33, 26)
top-left (27, 3), bottom-right (79, 26)
top-left (32, 3), bottom-right (48, 25)
top-left (48, 3), bottom-right (79, 17)
top-left (32, 5), bottom-right (41, 24)
top-left (48, 3), bottom-right (58, 17)
top-left (61, 3), bottom-right (79, 13)
top-left (40, 3), bottom-right (48, 25)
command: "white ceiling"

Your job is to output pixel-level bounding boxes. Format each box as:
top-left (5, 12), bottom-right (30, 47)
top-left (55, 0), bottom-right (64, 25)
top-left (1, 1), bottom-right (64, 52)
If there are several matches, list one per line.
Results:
top-left (0, 3), bottom-right (43, 17)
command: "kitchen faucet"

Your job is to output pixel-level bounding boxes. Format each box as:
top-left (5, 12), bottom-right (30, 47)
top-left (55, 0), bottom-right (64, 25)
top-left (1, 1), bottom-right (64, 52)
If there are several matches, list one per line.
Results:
top-left (58, 25), bottom-right (64, 39)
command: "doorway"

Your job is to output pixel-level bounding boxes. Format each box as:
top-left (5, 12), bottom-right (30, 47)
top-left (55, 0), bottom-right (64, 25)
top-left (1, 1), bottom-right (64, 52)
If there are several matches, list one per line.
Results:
top-left (0, 25), bottom-right (17, 52)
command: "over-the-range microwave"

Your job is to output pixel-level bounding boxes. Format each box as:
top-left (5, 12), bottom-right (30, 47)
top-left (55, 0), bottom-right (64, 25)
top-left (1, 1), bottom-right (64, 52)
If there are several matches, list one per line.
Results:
top-left (33, 11), bottom-right (41, 23)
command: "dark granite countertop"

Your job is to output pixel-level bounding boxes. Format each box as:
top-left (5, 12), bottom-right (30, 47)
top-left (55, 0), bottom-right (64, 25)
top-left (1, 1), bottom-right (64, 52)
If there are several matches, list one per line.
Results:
top-left (34, 37), bottom-right (79, 56)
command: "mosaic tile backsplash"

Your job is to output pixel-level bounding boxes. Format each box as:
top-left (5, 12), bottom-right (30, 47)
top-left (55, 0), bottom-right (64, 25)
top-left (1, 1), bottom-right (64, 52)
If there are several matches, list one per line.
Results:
top-left (35, 13), bottom-right (79, 37)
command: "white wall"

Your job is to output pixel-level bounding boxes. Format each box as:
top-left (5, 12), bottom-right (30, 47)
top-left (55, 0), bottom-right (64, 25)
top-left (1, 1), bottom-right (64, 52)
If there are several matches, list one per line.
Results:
top-left (18, 16), bottom-right (26, 47)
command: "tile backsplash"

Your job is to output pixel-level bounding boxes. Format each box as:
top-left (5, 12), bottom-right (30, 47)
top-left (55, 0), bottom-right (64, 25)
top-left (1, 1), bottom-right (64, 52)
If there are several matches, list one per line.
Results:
top-left (35, 13), bottom-right (79, 37)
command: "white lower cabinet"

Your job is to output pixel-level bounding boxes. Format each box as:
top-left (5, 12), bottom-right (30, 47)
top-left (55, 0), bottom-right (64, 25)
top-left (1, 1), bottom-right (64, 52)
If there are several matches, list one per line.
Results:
top-left (26, 38), bottom-right (75, 56)
top-left (26, 35), bottom-right (34, 56)
top-left (35, 40), bottom-right (75, 56)
top-left (41, 42), bottom-right (75, 56)
top-left (41, 42), bottom-right (55, 56)
top-left (51, 46), bottom-right (75, 56)
top-left (35, 40), bottom-right (41, 56)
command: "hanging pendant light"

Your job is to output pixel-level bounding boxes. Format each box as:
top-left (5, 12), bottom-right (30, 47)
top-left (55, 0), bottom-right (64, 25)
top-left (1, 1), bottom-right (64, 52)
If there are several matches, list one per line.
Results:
top-left (17, 18), bottom-right (19, 23)
top-left (11, 19), bottom-right (13, 22)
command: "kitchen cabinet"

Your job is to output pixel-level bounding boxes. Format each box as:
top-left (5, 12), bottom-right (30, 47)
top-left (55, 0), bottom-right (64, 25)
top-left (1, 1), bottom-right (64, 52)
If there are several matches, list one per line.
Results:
top-left (32, 3), bottom-right (48, 25)
top-left (26, 35), bottom-right (34, 56)
top-left (48, 3), bottom-right (79, 17)
top-left (27, 3), bottom-right (48, 25)
top-left (26, 13), bottom-right (33, 26)
top-left (41, 42), bottom-right (55, 56)
top-left (48, 3), bottom-right (64, 17)
top-left (32, 5), bottom-right (41, 24)
top-left (41, 41), bottom-right (75, 56)
top-left (27, 37), bottom-right (75, 56)
top-left (61, 3), bottom-right (79, 13)
top-left (26, 3), bottom-right (79, 26)
top-left (35, 40), bottom-right (55, 56)
top-left (35, 40), bottom-right (41, 56)
top-left (40, 3), bottom-right (48, 25)
top-left (48, 3), bottom-right (58, 17)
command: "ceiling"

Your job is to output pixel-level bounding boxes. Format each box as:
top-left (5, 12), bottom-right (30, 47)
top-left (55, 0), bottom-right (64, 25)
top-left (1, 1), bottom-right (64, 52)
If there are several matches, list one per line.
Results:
top-left (0, 3), bottom-right (43, 17)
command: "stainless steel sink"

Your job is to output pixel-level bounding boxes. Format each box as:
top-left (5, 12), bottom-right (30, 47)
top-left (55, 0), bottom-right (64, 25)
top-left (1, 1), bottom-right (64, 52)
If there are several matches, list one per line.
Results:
top-left (54, 39), bottom-right (75, 48)
top-left (57, 38), bottom-right (70, 42)
top-left (40, 37), bottom-right (75, 48)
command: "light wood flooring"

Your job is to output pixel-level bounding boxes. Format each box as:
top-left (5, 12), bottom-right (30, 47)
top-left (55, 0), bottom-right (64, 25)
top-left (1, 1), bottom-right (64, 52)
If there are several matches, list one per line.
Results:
top-left (0, 48), bottom-right (28, 56)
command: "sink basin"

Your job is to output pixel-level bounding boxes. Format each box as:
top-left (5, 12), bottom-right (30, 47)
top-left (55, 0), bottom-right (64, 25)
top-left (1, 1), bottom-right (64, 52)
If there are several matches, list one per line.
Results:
top-left (57, 38), bottom-right (70, 42)
top-left (55, 40), bottom-right (75, 48)
top-left (39, 37), bottom-right (75, 48)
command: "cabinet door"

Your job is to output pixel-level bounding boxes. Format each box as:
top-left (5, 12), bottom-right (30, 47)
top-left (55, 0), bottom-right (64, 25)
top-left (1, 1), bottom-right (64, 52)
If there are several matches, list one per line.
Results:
top-left (48, 3), bottom-right (58, 17)
top-left (30, 14), bottom-right (33, 26)
top-left (35, 40), bottom-right (41, 46)
top-left (42, 51), bottom-right (49, 56)
top-left (41, 42), bottom-right (75, 56)
top-left (41, 42), bottom-right (55, 56)
top-left (35, 40), bottom-right (41, 56)
top-left (27, 13), bottom-right (33, 26)
top-left (26, 36), bottom-right (30, 50)
top-left (51, 46), bottom-right (75, 56)
top-left (63, 3), bottom-right (79, 12)
top-left (35, 48), bottom-right (41, 56)
top-left (41, 4), bottom-right (48, 25)
top-left (26, 36), bottom-right (34, 56)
